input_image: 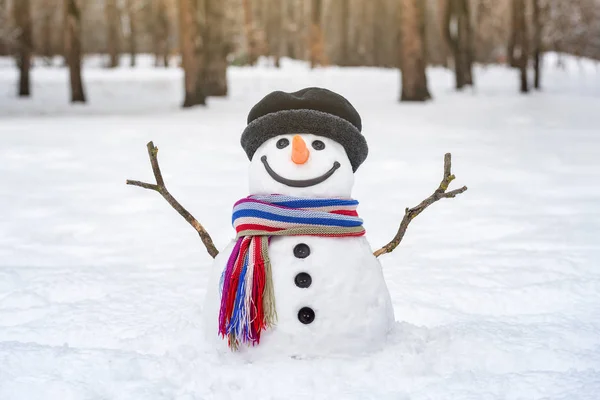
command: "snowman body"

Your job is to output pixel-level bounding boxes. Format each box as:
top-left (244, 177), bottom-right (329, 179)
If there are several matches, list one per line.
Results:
top-left (202, 132), bottom-right (395, 356)
top-left (203, 235), bottom-right (394, 356)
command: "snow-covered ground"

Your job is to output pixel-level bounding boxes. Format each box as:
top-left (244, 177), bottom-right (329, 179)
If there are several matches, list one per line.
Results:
top-left (1, 55), bottom-right (599, 399)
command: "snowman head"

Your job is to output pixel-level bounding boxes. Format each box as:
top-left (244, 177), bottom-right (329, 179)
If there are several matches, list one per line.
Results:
top-left (241, 88), bottom-right (368, 198)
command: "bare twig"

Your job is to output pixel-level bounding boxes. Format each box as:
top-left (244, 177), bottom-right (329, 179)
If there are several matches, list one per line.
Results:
top-left (373, 153), bottom-right (467, 258)
top-left (126, 141), bottom-right (219, 259)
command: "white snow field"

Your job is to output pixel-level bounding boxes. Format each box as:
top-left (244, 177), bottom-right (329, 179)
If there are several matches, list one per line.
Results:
top-left (1, 55), bottom-right (600, 399)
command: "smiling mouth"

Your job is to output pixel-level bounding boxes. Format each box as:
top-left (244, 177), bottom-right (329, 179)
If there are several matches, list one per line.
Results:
top-left (260, 156), bottom-right (341, 188)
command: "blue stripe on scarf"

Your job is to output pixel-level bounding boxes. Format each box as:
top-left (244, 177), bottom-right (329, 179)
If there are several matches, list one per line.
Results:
top-left (233, 201), bottom-right (361, 221)
top-left (228, 251), bottom-right (249, 337)
top-left (248, 195), bottom-right (358, 208)
top-left (232, 209), bottom-right (363, 227)
top-left (270, 198), bottom-right (358, 208)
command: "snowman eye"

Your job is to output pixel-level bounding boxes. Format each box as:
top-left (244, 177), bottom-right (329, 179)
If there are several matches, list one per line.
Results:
top-left (312, 140), bottom-right (325, 151)
top-left (276, 138), bottom-right (290, 149)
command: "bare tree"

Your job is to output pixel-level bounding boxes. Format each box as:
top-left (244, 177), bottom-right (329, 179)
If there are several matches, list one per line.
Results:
top-left (64, 0), bottom-right (86, 103)
top-left (105, 0), bottom-right (120, 68)
top-left (125, 0), bottom-right (138, 67)
top-left (443, 0), bottom-right (474, 89)
top-left (265, 0), bottom-right (283, 66)
top-left (15, 0), bottom-right (32, 97)
top-left (203, 0), bottom-right (228, 96)
top-left (179, 0), bottom-right (201, 107)
top-left (242, 0), bottom-right (258, 65)
top-left (41, 0), bottom-right (56, 62)
top-left (0, 0), bottom-right (8, 55)
top-left (512, 0), bottom-right (529, 93)
top-left (310, 0), bottom-right (325, 68)
top-left (532, 0), bottom-right (541, 89)
top-left (153, 0), bottom-right (170, 67)
top-left (338, 0), bottom-right (349, 66)
top-left (372, 0), bottom-right (387, 67)
top-left (193, 0), bottom-right (206, 104)
top-left (399, 0), bottom-right (431, 101)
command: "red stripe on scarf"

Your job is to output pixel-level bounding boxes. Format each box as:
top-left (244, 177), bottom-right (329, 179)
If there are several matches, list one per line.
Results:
top-left (251, 238), bottom-right (265, 343)
top-left (329, 210), bottom-right (359, 216)
top-left (236, 224), bottom-right (284, 233)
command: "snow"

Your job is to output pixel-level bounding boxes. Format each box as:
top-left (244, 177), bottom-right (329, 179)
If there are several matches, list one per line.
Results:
top-left (1, 54), bottom-right (600, 399)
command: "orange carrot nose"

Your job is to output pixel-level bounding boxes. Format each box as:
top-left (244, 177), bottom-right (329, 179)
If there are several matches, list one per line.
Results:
top-left (291, 135), bottom-right (309, 165)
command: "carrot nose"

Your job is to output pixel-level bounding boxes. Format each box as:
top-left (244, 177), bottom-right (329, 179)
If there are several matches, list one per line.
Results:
top-left (291, 135), bottom-right (309, 165)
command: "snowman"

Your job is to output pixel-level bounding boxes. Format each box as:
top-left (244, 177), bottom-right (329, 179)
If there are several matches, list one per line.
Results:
top-left (202, 87), bottom-right (395, 356)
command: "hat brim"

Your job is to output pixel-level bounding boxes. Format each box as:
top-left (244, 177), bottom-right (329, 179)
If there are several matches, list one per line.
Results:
top-left (240, 109), bottom-right (368, 172)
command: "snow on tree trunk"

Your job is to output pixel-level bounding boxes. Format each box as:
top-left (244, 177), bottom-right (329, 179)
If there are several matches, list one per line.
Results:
top-left (399, 0), bottom-right (431, 102)
top-left (65, 0), bottom-right (86, 103)
top-left (15, 0), bottom-right (32, 97)
top-left (105, 0), bottom-right (120, 68)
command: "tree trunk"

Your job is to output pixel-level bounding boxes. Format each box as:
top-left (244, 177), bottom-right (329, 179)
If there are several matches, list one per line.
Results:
top-left (462, 0), bottom-right (474, 85)
top-left (105, 0), bottom-right (120, 68)
top-left (514, 0), bottom-right (528, 93)
top-left (532, 0), bottom-right (541, 89)
top-left (399, 0), bottom-right (431, 101)
top-left (15, 0), bottom-right (32, 97)
top-left (41, 0), bottom-right (54, 61)
top-left (283, 0), bottom-right (299, 60)
top-left (507, 0), bottom-right (518, 68)
top-left (309, 0), bottom-right (324, 68)
top-left (443, 0), bottom-right (473, 90)
top-left (372, 0), bottom-right (386, 67)
top-left (242, 0), bottom-right (257, 65)
top-left (178, 0), bottom-right (201, 107)
top-left (339, 0), bottom-right (349, 66)
top-left (194, 0), bottom-right (206, 103)
top-left (65, 0), bottom-right (86, 102)
top-left (0, 0), bottom-right (7, 56)
top-left (203, 0), bottom-right (228, 96)
top-left (266, 0), bottom-right (283, 67)
top-left (126, 0), bottom-right (137, 67)
top-left (358, 0), bottom-right (374, 66)
top-left (153, 0), bottom-right (170, 67)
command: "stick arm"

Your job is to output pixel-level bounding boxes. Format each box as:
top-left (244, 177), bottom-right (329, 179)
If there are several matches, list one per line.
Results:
top-left (373, 153), bottom-right (467, 258)
top-left (126, 141), bottom-right (219, 259)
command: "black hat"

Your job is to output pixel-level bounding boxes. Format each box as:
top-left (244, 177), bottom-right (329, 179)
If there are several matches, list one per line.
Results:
top-left (240, 87), bottom-right (368, 172)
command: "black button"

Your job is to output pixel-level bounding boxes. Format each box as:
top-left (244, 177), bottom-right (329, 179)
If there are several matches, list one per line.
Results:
top-left (293, 243), bottom-right (310, 258)
top-left (294, 272), bottom-right (312, 288)
top-left (298, 307), bottom-right (315, 324)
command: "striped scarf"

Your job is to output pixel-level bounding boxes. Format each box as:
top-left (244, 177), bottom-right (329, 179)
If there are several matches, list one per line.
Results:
top-left (218, 194), bottom-right (365, 350)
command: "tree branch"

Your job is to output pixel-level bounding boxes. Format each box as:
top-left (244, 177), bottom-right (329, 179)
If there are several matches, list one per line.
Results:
top-left (126, 141), bottom-right (219, 259)
top-left (373, 153), bottom-right (467, 258)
